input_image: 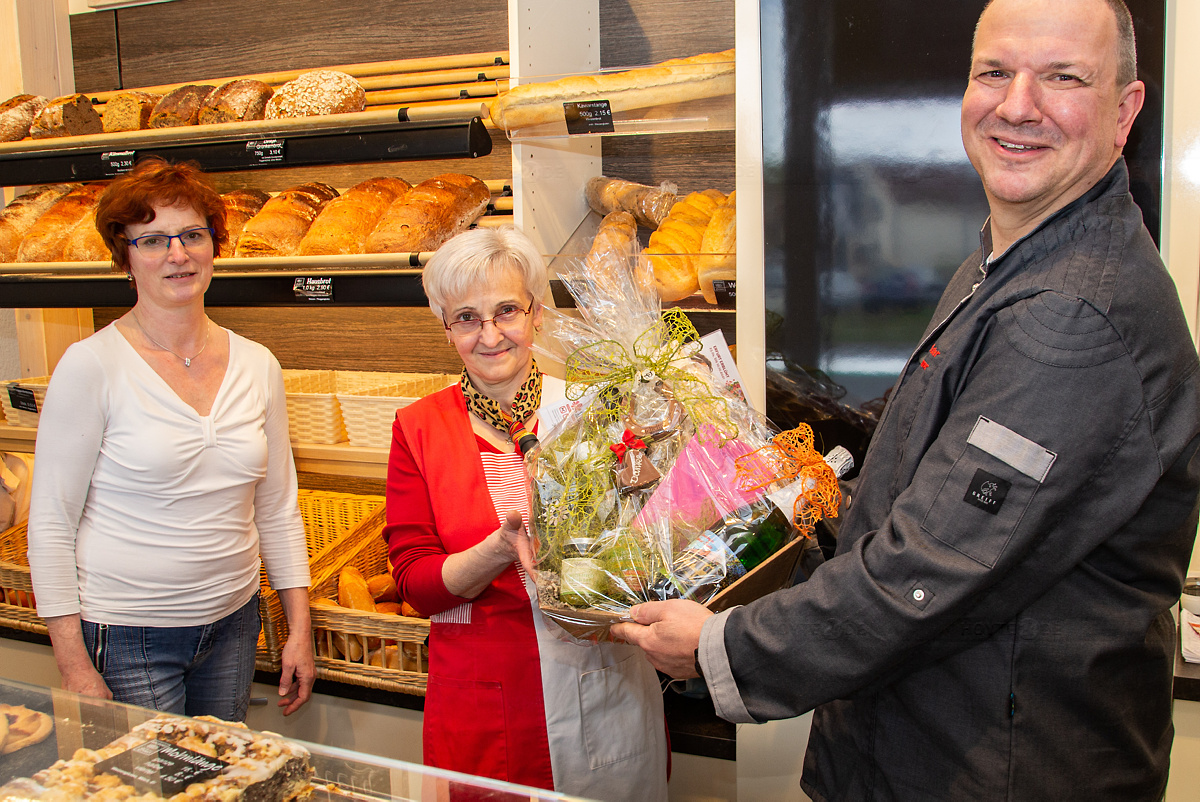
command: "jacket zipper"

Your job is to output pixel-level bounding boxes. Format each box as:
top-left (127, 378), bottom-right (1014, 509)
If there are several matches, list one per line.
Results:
top-left (93, 623), bottom-right (109, 674)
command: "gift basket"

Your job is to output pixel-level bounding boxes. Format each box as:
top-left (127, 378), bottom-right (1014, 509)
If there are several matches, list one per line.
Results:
top-left (528, 224), bottom-right (851, 639)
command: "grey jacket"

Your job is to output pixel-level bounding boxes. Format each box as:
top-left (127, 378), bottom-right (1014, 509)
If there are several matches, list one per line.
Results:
top-left (701, 160), bottom-right (1200, 800)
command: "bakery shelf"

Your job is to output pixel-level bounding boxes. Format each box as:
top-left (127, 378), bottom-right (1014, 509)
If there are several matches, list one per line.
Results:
top-left (0, 114), bottom-right (492, 185)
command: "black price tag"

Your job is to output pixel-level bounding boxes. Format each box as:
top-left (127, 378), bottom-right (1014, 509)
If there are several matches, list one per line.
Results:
top-left (563, 100), bottom-right (615, 134)
top-left (293, 277), bottom-right (333, 301)
top-left (246, 139), bottom-right (285, 164)
top-left (101, 151), bottom-right (137, 177)
top-left (7, 385), bottom-right (37, 414)
top-left (712, 279), bottom-right (737, 304)
top-left (92, 740), bottom-right (226, 797)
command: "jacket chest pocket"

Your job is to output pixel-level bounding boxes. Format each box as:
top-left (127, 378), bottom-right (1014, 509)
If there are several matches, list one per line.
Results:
top-left (920, 416), bottom-right (1055, 568)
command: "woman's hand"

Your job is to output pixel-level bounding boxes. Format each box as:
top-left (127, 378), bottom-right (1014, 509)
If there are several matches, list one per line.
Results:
top-left (276, 588), bottom-right (316, 715)
top-left (44, 614), bottom-right (114, 700)
top-left (442, 511), bottom-right (536, 599)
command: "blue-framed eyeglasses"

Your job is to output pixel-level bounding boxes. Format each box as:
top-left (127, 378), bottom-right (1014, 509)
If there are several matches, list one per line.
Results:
top-left (127, 227), bottom-right (215, 255)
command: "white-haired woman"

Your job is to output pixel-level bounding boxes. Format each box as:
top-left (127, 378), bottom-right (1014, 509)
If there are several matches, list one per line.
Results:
top-left (383, 226), bottom-right (668, 800)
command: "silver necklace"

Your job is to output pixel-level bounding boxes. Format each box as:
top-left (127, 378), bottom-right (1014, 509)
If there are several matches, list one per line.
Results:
top-left (131, 310), bottom-right (210, 367)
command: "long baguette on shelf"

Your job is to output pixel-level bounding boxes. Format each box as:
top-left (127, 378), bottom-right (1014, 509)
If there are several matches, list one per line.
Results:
top-left (487, 48), bottom-right (734, 131)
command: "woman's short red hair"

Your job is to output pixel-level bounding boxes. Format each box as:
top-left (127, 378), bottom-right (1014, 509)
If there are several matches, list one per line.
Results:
top-left (94, 156), bottom-right (227, 273)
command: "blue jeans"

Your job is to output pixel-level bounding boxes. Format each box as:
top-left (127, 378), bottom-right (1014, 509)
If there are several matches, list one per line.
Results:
top-left (81, 592), bottom-right (260, 721)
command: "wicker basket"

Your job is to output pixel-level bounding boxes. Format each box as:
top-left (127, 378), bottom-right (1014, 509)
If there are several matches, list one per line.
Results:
top-left (283, 370), bottom-right (449, 446)
top-left (0, 523), bottom-right (45, 635)
top-left (306, 506), bottom-right (431, 696)
top-left (338, 373), bottom-right (455, 449)
top-left (257, 489), bottom-right (385, 671)
top-left (1, 377), bottom-right (51, 429)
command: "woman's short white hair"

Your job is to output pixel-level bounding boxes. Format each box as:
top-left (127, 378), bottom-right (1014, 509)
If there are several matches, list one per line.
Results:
top-left (422, 225), bottom-right (550, 320)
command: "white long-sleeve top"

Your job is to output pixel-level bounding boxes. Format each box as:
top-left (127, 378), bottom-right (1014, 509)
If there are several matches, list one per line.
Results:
top-left (28, 324), bottom-right (310, 626)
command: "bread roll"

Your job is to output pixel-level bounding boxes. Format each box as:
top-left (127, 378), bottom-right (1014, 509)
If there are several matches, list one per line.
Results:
top-left (219, 188), bottom-right (270, 258)
top-left (149, 84), bottom-right (216, 128)
top-left (30, 94), bottom-right (102, 139)
top-left (585, 176), bottom-right (677, 229)
top-left (698, 190), bottom-right (736, 304)
top-left (644, 189), bottom-right (726, 301)
top-left (265, 70), bottom-right (366, 119)
top-left (338, 566), bottom-right (377, 612)
top-left (101, 91), bottom-right (161, 133)
top-left (234, 182), bottom-right (339, 257)
top-left (0, 94), bottom-right (49, 142)
top-left (199, 79), bottom-right (274, 125)
top-left (16, 183), bottom-right (107, 262)
top-left (366, 173), bottom-right (490, 254)
top-left (298, 177), bottom-right (412, 255)
top-left (0, 183), bottom-right (77, 262)
top-left (488, 49), bottom-right (735, 131)
top-left (61, 214), bottom-right (110, 262)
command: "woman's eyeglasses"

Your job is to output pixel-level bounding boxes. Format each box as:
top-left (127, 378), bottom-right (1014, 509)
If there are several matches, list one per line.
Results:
top-left (444, 299), bottom-right (536, 336)
top-left (127, 227), bottom-right (215, 255)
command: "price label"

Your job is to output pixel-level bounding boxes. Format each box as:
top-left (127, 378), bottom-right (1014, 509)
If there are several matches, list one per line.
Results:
top-left (712, 279), bottom-right (737, 304)
top-left (6, 385), bottom-right (37, 414)
top-left (92, 739), bottom-right (226, 797)
top-left (101, 151), bottom-right (137, 177)
top-left (563, 100), bottom-right (615, 134)
top-left (246, 139), bottom-right (285, 164)
top-left (293, 277), bottom-right (333, 301)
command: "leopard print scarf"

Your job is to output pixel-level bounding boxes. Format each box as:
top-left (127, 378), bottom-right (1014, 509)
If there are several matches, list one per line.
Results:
top-left (460, 359), bottom-right (542, 454)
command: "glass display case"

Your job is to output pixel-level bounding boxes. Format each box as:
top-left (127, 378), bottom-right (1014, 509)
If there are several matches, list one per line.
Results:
top-left (0, 677), bottom-right (591, 801)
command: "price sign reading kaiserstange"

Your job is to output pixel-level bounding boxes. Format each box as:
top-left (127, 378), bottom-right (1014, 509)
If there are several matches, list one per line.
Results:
top-left (564, 100), bottom-right (615, 134)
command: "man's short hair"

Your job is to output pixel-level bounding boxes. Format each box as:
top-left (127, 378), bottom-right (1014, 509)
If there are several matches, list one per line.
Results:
top-left (974, 0), bottom-right (1137, 86)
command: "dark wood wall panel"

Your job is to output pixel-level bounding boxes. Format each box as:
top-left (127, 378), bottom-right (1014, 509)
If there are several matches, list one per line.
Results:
top-left (70, 11), bottom-right (120, 94)
top-left (602, 131), bottom-right (735, 195)
top-left (599, 0), bottom-right (734, 67)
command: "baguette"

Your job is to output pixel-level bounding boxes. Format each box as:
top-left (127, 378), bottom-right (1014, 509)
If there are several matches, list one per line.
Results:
top-left (0, 94), bottom-right (49, 142)
top-left (698, 190), bottom-right (736, 304)
top-left (30, 94), bottom-right (102, 139)
top-left (16, 183), bottom-right (107, 263)
top-left (585, 176), bottom-right (677, 229)
top-left (219, 189), bottom-right (271, 258)
top-left (488, 49), bottom-right (735, 131)
top-left (0, 183), bottom-right (77, 262)
top-left (101, 91), bottom-right (161, 133)
top-left (365, 173), bottom-right (489, 254)
top-left (149, 84), bottom-right (216, 128)
top-left (298, 177), bottom-right (412, 255)
top-left (234, 182), bottom-right (339, 257)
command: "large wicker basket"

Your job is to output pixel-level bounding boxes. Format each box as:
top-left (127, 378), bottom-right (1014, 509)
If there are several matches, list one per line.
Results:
top-left (0, 523), bottom-right (44, 634)
top-left (338, 373), bottom-right (455, 449)
top-left (306, 506), bottom-right (431, 695)
top-left (257, 489), bottom-right (385, 671)
top-left (1, 377), bottom-right (51, 428)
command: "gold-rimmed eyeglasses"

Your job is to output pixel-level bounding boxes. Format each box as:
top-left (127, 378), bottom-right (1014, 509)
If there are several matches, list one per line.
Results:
top-left (444, 299), bottom-right (537, 336)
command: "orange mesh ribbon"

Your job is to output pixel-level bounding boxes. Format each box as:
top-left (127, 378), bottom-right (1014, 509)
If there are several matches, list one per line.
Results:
top-left (734, 424), bottom-right (841, 534)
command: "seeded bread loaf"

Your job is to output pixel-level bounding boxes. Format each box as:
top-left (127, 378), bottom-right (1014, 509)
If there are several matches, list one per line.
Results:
top-left (199, 79), bottom-right (274, 125)
top-left (0, 94), bottom-right (49, 141)
top-left (365, 173), bottom-right (490, 254)
top-left (149, 84), bottom-right (216, 128)
top-left (219, 188), bottom-right (271, 258)
top-left (101, 91), bottom-right (161, 133)
top-left (234, 182), bottom-right (339, 257)
top-left (0, 184), bottom-right (77, 262)
top-left (30, 94), bottom-right (102, 139)
top-left (299, 177), bottom-right (412, 255)
top-left (265, 70), bottom-right (366, 119)
top-left (16, 183), bottom-right (107, 262)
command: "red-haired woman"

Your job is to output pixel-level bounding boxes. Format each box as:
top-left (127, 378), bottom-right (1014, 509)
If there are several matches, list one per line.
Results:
top-left (27, 157), bottom-right (314, 719)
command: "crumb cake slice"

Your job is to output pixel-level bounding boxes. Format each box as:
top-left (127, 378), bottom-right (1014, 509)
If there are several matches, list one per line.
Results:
top-left (0, 714), bottom-right (312, 801)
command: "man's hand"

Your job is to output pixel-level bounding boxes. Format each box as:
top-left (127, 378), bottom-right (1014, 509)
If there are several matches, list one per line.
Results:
top-left (611, 599), bottom-right (713, 679)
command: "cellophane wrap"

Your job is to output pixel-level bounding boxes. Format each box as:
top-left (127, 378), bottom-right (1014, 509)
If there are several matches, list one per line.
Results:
top-left (528, 235), bottom-right (842, 641)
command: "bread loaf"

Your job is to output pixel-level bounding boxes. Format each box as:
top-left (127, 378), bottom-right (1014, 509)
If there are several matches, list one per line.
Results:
top-left (199, 79), bottom-right (274, 125)
top-left (488, 49), bottom-right (735, 131)
top-left (16, 183), bottom-right (107, 262)
top-left (30, 94), bottom-right (102, 139)
top-left (101, 91), bottom-right (161, 133)
top-left (0, 94), bottom-right (49, 142)
top-left (0, 183), bottom-right (77, 262)
top-left (584, 210), bottom-right (640, 285)
top-left (265, 70), bottom-right (366, 119)
top-left (366, 173), bottom-right (490, 254)
top-left (585, 176), bottom-right (677, 229)
top-left (219, 188), bottom-right (270, 258)
top-left (698, 190), bottom-right (736, 304)
top-left (234, 182), bottom-right (339, 257)
top-left (149, 84), bottom-right (216, 128)
top-left (644, 189), bottom-right (726, 302)
top-left (298, 177), bottom-right (412, 255)
top-left (61, 215), bottom-right (110, 262)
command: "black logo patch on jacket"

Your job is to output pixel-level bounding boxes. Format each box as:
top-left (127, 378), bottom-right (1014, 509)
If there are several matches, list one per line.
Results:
top-left (963, 469), bottom-right (1010, 514)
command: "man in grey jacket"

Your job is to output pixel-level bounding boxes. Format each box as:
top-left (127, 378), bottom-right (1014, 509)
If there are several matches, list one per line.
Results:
top-left (614, 0), bottom-right (1200, 798)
